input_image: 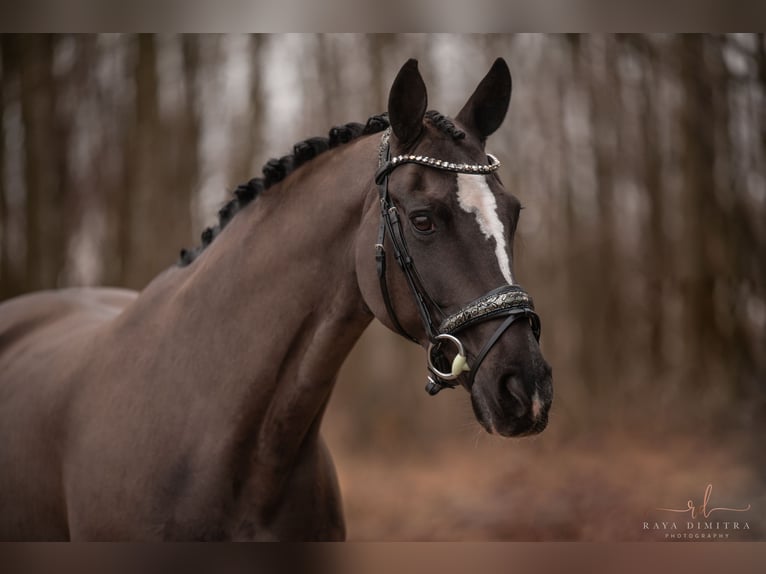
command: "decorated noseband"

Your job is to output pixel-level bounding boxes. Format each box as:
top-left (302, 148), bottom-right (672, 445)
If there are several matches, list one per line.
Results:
top-left (439, 285), bottom-right (539, 337)
top-left (426, 285), bottom-right (541, 394)
top-left (374, 129), bottom-right (541, 395)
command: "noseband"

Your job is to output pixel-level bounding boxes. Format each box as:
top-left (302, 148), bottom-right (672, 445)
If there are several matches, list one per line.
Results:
top-left (374, 129), bottom-right (541, 395)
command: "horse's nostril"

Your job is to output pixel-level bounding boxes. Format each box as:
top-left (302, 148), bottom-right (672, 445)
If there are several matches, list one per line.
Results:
top-left (503, 376), bottom-right (527, 418)
top-left (504, 375), bottom-right (523, 399)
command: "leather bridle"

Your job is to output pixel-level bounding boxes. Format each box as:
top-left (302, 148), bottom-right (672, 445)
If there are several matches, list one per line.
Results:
top-left (373, 129), bottom-right (541, 395)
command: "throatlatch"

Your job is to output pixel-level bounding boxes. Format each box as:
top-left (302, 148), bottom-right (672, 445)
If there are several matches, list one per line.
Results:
top-left (374, 129), bottom-right (541, 395)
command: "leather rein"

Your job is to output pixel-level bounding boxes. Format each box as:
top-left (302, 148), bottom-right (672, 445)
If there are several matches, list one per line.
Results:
top-left (373, 129), bottom-right (541, 395)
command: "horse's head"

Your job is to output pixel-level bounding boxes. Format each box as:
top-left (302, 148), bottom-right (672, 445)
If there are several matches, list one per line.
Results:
top-left (357, 58), bottom-right (552, 437)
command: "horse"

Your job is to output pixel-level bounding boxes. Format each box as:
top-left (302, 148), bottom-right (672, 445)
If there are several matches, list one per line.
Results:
top-left (0, 58), bottom-right (552, 540)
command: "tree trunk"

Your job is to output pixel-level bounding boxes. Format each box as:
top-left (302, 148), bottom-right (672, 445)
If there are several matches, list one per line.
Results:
top-left (229, 34), bottom-right (265, 185)
top-left (677, 35), bottom-right (720, 391)
top-left (317, 34), bottom-right (341, 126)
top-left (565, 35), bottom-right (601, 393)
top-left (757, 34), bottom-right (766, 158)
top-left (121, 34), bottom-right (178, 290)
top-left (167, 35), bottom-right (197, 250)
top-left (710, 36), bottom-right (763, 414)
top-left (635, 37), bottom-right (667, 378)
top-left (587, 35), bottom-right (624, 382)
top-left (19, 34), bottom-right (66, 292)
top-left (0, 38), bottom-right (9, 299)
top-left (96, 35), bottom-right (132, 288)
top-left (368, 34), bottom-right (396, 114)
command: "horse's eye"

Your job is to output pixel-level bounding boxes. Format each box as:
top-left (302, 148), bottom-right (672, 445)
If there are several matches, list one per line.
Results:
top-left (410, 214), bottom-right (435, 234)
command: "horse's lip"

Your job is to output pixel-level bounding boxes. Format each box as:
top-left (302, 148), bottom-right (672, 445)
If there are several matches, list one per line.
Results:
top-left (475, 413), bottom-right (495, 435)
top-left (493, 414), bottom-right (549, 437)
top-left (471, 386), bottom-right (551, 437)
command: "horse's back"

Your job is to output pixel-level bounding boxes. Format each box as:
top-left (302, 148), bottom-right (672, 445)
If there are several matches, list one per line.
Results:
top-left (0, 287), bottom-right (136, 394)
top-left (1, 286), bottom-right (135, 358)
top-left (0, 287), bottom-right (136, 540)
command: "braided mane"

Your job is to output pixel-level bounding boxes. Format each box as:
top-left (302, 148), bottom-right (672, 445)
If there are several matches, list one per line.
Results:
top-left (178, 111), bottom-right (465, 266)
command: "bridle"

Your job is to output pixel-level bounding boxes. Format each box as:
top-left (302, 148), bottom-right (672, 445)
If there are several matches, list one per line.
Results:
top-left (373, 128), bottom-right (541, 395)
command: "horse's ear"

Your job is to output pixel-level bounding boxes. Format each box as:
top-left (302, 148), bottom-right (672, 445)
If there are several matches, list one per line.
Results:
top-left (388, 59), bottom-right (427, 145)
top-left (456, 58), bottom-right (512, 140)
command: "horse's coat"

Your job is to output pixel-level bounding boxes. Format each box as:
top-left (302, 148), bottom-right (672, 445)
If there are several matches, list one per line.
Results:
top-left (0, 58), bottom-right (552, 540)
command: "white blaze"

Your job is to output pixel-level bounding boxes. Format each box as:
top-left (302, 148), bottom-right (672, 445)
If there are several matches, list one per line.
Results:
top-left (456, 173), bottom-right (514, 285)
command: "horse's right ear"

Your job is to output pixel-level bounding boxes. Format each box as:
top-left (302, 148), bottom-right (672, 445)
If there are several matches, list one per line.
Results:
top-left (388, 59), bottom-right (427, 146)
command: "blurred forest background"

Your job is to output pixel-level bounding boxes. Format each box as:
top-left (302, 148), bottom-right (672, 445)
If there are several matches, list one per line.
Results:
top-left (1, 34), bottom-right (764, 540)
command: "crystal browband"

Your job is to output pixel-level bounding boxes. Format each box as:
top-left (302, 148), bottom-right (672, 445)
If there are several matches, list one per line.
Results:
top-left (439, 285), bottom-right (536, 335)
top-left (375, 129), bottom-right (501, 185)
top-left (388, 152), bottom-right (501, 174)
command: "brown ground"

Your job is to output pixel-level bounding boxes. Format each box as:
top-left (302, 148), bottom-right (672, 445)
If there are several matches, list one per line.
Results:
top-left (326, 425), bottom-right (764, 541)
top-left (323, 324), bottom-right (764, 541)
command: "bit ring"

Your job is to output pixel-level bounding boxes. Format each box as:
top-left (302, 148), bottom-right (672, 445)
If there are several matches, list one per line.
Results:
top-left (427, 333), bottom-right (467, 381)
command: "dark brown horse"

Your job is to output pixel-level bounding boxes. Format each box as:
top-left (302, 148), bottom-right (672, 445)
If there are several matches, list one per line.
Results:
top-left (0, 58), bottom-right (552, 540)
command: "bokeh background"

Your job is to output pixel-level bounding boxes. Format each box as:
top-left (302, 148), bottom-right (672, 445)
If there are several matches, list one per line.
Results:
top-left (1, 34), bottom-right (764, 540)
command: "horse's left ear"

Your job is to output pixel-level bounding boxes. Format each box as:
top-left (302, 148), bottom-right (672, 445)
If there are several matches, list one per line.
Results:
top-left (456, 58), bottom-right (512, 140)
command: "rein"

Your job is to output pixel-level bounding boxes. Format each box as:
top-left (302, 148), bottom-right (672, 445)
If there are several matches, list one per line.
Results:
top-left (374, 129), bottom-right (541, 395)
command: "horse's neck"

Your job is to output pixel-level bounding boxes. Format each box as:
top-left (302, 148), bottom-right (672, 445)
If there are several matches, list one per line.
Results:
top-left (118, 136), bottom-right (378, 472)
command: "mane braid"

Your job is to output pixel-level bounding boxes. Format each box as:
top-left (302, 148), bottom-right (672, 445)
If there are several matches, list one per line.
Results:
top-left (177, 109), bottom-right (462, 266)
top-left (425, 110), bottom-right (465, 140)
